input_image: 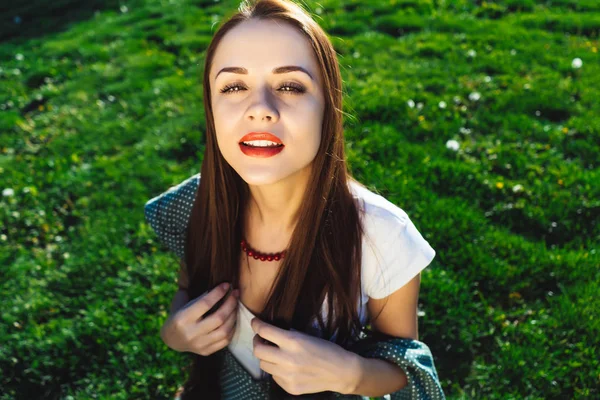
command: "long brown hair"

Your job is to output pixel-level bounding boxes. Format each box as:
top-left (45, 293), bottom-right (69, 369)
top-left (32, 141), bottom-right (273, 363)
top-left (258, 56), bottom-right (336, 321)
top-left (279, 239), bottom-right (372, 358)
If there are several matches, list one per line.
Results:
top-left (180, 0), bottom-right (369, 398)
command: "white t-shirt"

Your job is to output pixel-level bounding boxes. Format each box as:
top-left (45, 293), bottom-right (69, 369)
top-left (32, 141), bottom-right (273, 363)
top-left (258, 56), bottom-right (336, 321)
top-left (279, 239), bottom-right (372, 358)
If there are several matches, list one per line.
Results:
top-left (144, 173), bottom-right (436, 333)
top-left (307, 179), bottom-right (436, 340)
top-left (145, 173), bottom-right (436, 379)
top-left (356, 178), bottom-right (436, 296)
top-left (144, 173), bottom-right (436, 316)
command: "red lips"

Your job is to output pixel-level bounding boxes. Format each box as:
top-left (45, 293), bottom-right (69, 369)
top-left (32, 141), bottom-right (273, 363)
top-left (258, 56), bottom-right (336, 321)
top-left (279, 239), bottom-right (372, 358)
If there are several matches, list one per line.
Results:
top-left (239, 132), bottom-right (284, 145)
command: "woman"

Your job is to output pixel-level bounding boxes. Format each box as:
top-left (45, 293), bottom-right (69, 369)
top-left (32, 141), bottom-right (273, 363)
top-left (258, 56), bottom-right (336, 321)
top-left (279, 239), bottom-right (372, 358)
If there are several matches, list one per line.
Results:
top-left (144, 0), bottom-right (444, 398)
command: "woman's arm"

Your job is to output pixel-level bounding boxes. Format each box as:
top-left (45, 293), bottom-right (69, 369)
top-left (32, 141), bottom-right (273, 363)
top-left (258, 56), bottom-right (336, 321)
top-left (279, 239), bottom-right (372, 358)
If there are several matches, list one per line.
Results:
top-left (249, 271), bottom-right (440, 397)
top-left (367, 273), bottom-right (421, 340)
top-left (344, 354), bottom-right (409, 396)
top-left (342, 273), bottom-right (421, 396)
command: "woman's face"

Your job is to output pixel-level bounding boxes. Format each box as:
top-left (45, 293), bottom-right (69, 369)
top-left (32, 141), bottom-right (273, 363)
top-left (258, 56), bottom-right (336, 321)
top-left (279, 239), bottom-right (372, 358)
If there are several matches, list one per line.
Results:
top-left (209, 19), bottom-right (325, 186)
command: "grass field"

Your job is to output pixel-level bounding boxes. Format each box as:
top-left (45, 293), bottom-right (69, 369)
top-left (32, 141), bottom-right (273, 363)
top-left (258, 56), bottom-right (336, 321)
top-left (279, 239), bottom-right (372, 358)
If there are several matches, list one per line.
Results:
top-left (1, 0), bottom-right (598, 399)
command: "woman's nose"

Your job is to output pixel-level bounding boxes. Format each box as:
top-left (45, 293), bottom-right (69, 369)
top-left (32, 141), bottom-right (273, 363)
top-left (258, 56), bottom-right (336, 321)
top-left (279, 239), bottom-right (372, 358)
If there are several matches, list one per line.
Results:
top-left (245, 86), bottom-right (279, 122)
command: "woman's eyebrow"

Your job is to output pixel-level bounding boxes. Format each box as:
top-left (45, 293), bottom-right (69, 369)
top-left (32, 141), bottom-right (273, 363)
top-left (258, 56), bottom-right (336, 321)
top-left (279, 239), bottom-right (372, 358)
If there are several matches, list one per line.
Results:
top-left (214, 65), bottom-right (314, 82)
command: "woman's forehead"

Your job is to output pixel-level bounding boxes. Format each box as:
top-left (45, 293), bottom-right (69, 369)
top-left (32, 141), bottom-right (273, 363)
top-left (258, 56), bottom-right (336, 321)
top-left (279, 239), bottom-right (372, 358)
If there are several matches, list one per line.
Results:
top-left (210, 19), bottom-right (319, 81)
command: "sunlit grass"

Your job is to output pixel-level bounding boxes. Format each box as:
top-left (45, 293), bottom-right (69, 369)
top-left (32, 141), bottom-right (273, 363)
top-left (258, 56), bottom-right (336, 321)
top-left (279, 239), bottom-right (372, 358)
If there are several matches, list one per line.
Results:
top-left (1, 0), bottom-right (598, 398)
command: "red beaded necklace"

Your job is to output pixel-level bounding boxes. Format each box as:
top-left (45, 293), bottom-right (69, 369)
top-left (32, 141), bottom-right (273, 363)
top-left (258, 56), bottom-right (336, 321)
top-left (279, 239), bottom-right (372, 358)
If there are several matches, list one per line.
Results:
top-left (240, 239), bottom-right (286, 262)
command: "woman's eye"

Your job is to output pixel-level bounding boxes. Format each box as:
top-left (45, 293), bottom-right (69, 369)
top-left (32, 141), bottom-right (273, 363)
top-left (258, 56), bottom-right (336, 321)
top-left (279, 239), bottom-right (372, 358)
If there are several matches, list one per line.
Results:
top-left (219, 82), bottom-right (306, 95)
top-left (219, 84), bottom-right (246, 94)
top-left (277, 82), bottom-right (306, 94)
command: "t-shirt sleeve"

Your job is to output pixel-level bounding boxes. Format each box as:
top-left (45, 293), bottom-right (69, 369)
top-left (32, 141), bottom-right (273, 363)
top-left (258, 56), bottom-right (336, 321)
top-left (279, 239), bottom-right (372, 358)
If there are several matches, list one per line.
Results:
top-left (363, 210), bottom-right (436, 300)
top-left (143, 173), bottom-right (200, 260)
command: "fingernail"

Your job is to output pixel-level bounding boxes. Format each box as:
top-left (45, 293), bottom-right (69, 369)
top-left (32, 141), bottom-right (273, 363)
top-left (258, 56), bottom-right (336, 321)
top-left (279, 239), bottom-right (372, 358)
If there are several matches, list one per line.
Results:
top-left (221, 282), bottom-right (230, 290)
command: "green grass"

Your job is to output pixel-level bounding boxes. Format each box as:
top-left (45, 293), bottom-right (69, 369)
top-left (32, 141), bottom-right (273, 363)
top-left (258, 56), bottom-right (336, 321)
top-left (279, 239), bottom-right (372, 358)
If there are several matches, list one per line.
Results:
top-left (1, 0), bottom-right (598, 398)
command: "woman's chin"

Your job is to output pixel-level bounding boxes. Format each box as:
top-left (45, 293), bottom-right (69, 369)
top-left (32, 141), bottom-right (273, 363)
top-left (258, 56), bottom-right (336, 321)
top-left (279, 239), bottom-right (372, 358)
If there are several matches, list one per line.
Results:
top-left (240, 175), bottom-right (285, 187)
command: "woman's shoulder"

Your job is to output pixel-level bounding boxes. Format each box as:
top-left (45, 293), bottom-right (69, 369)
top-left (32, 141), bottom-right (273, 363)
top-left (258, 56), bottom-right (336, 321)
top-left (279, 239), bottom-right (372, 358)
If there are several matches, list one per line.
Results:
top-left (143, 173), bottom-right (201, 258)
top-left (348, 179), bottom-right (411, 232)
top-left (144, 173), bottom-right (200, 220)
top-left (350, 181), bottom-right (423, 271)
top-left (348, 180), bottom-right (436, 300)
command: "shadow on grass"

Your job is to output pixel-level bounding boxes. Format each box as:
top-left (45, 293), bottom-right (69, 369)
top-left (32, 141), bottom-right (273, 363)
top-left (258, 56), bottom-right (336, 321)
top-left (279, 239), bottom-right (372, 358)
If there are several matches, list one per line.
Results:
top-left (0, 0), bottom-right (136, 44)
top-left (3, 331), bottom-right (116, 400)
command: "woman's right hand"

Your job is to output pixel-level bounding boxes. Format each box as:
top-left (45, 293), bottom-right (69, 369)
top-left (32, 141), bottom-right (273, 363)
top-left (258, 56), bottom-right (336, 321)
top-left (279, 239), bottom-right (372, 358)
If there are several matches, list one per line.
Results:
top-left (161, 283), bottom-right (239, 356)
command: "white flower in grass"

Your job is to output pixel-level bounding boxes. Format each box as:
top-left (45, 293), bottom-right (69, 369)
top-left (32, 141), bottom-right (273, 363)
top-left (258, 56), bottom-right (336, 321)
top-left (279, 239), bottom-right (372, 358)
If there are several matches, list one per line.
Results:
top-left (407, 99), bottom-right (415, 108)
top-left (484, 76), bottom-right (492, 83)
top-left (467, 49), bottom-right (477, 58)
top-left (120, 5), bottom-right (128, 13)
top-left (571, 58), bottom-right (582, 69)
top-left (469, 92), bottom-right (481, 101)
top-left (15, 54), bottom-right (24, 61)
top-left (416, 102), bottom-right (423, 110)
top-left (438, 101), bottom-right (447, 109)
top-left (446, 139), bottom-right (460, 151)
top-left (459, 127), bottom-right (471, 135)
top-left (3, 188), bottom-right (14, 197)
top-left (512, 184), bottom-right (524, 193)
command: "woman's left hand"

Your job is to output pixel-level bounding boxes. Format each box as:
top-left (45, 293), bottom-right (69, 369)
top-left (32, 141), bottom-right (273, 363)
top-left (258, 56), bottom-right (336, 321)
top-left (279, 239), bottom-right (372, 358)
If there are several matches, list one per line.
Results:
top-left (251, 317), bottom-right (359, 396)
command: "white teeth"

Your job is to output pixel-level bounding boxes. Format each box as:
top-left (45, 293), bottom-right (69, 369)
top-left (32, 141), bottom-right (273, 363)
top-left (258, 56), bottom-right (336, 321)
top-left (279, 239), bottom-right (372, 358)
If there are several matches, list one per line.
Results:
top-left (242, 140), bottom-right (282, 147)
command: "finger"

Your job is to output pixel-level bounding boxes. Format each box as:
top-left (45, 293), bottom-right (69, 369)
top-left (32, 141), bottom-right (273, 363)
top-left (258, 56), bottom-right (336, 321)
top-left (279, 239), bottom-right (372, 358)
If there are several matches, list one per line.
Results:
top-left (251, 318), bottom-right (292, 348)
top-left (208, 313), bottom-right (238, 354)
top-left (258, 359), bottom-right (279, 377)
top-left (200, 332), bottom-right (235, 356)
top-left (191, 309), bottom-right (237, 355)
top-left (253, 333), bottom-right (282, 364)
top-left (203, 303), bottom-right (238, 344)
top-left (197, 292), bottom-right (238, 334)
top-left (272, 374), bottom-right (293, 395)
top-left (182, 283), bottom-right (230, 319)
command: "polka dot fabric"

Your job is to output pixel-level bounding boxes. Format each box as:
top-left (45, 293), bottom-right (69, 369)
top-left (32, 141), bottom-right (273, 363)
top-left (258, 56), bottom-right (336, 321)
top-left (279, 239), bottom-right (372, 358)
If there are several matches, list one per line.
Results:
top-left (173, 339), bottom-right (444, 400)
top-left (175, 339), bottom-right (445, 400)
top-left (341, 329), bottom-right (446, 400)
top-left (146, 174), bottom-right (445, 399)
top-left (220, 349), bottom-right (271, 399)
top-left (144, 174), bottom-right (200, 260)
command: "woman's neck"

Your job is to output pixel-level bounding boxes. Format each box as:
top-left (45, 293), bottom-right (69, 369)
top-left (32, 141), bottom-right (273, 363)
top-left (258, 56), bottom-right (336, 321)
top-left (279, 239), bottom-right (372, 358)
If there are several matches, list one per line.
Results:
top-left (243, 163), bottom-right (312, 249)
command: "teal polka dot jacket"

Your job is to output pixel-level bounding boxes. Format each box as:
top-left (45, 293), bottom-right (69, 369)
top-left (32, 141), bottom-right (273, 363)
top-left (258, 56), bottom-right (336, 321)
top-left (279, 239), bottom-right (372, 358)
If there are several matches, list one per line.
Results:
top-left (145, 174), bottom-right (446, 399)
